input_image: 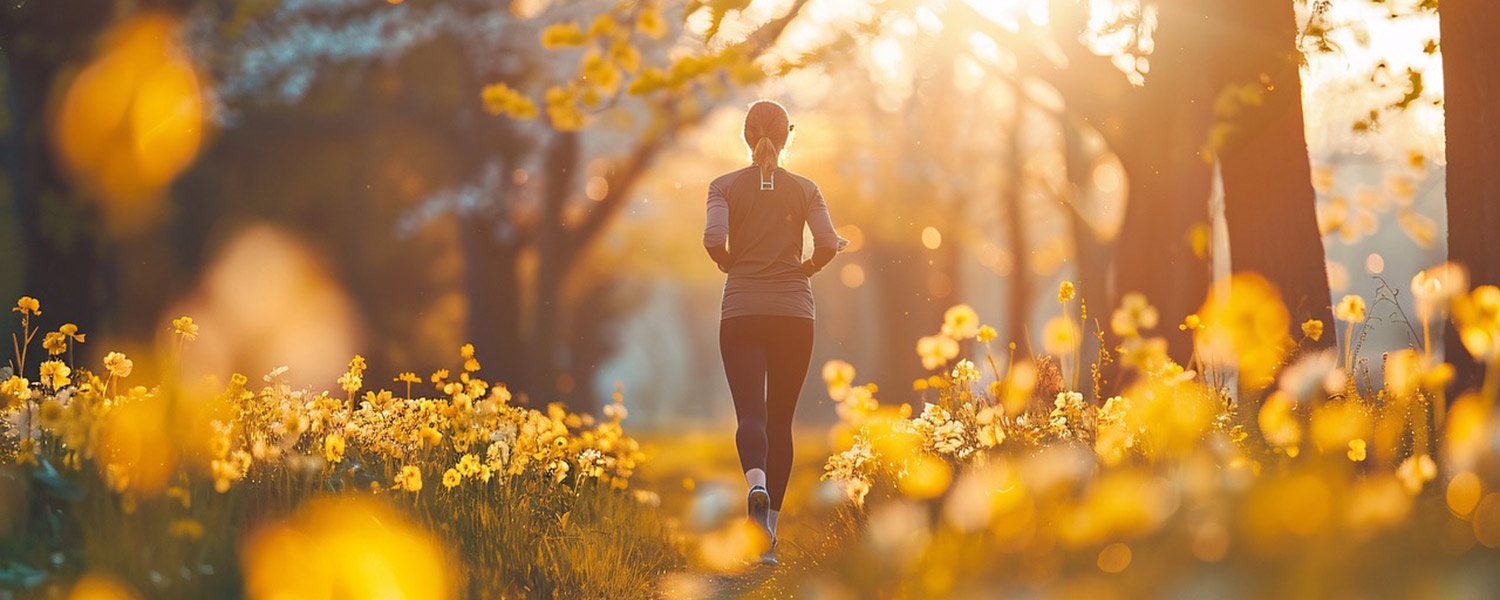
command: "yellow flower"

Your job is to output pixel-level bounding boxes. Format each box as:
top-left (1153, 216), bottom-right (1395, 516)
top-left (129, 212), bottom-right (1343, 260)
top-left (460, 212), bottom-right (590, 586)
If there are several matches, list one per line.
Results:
top-left (951, 359), bottom-right (980, 384)
top-left (1195, 274), bottom-right (1292, 389)
top-left (941, 304), bottom-right (980, 340)
top-left (59, 323), bottom-right (84, 341)
top-left (419, 426), bottom-right (443, 447)
top-left (442, 468), bottom-right (462, 489)
top-left (1257, 391), bottom-right (1301, 451)
top-left (172, 316), bottom-right (199, 341)
top-left (1452, 285), bottom-right (1500, 361)
top-left (480, 82), bottom-right (538, 119)
top-left (609, 39), bottom-right (641, 74)
top-left (1042, 316), bottom-right (1078, 357)
top-left (431, 369), bottom-right (450, 384)
top-left (1383, 348), bottom-right (1453, 398)
top-left (1179, 314), bottom-right (1203, 331)
top-left (916, 335), bottom-right (959, 371)
top-left (42, 331), bottom-right (68, 355)
top-left (12, 296), bottom-right (40, 316)
top-left (540, 22), bottom-right (587, 49)
top-left (1347, 439), bottom-right (1367, 462)
top-left (626, 67), bottom-right (671, 96)
top-left (1301, 319), bottom-right (1324, 342)
top-left (579, 48), bottom-right (623, 96)
top-left (394, 465), bottom-right (423, 492)
top-left (324, 434), bottom-right (346, 464)
top-left (976, 325), bottom-right (997, 343)
top-left (1334, 294), bottom-right (1366, 323)
top-left (396, 372), bottom-right (421, 384)
top-left (1117, 336), bottom-right (1168, 373)
top-left (587, 14), bottom-right (618, 37)
top-left (1396, 454), bottom-right (1436, 495)
top-left (39, 360), bottom-right (71, 389)
top-left (0, 376), bottom-right (28, 410)
top-left (1110, 292), bottom-right (1159, 337)
top-left (821, 360), bottom-right (856, 400)
top-left (637, 4), bottom-right (668, 39)
top-left (103, 351), bottom-right (134, 378)
top-left (1058, 281), bottom-right (1075, 302)
top-left (544, 85), bottom-right (585, 130)
top-left (44, 324), bottom-right (85, 355)
top-left (1410, 262), bottom-right (1467, 321)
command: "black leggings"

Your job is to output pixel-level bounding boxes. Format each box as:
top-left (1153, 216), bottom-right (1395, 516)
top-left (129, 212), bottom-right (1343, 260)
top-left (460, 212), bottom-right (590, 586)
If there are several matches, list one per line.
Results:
top-left (719, 315), bottom-right (814, 511)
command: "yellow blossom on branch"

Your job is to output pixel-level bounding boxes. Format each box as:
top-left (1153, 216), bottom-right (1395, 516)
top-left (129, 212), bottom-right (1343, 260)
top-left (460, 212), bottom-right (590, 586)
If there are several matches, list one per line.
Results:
top-left (480, 82), bottom-right (539, 119)
top-left (544, 85), bottom-right (586, 131)
top-left (540, 22), bottom-right (587, 49)
top-left (637, 4), bottom-right (668, 39)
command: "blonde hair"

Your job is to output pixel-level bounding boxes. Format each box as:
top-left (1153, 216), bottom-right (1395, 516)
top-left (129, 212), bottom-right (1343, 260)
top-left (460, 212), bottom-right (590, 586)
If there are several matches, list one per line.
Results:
top-left (743, 100), bottom-right (791, 182)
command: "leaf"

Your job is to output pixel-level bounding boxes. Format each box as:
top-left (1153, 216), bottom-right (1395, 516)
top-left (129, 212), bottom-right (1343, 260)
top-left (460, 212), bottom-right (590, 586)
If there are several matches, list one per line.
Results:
top-left (31, 457), bottom-right (85, 502)
top-left (0, 561), bottom-right (48, 589)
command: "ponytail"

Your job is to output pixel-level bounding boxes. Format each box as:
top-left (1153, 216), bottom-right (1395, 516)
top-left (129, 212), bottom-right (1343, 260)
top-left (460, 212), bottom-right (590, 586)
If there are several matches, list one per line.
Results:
top-left (743, 100), bottom-right (791, 186)
top-left (753, 136), bottom-right (778, 181)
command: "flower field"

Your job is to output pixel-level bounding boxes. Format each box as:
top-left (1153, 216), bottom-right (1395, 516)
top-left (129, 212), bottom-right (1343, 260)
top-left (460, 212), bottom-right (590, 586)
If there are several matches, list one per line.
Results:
top-left (2, 298), bottom-right (678, 598)
top-left (8, 262), bottom-right (1500, 599)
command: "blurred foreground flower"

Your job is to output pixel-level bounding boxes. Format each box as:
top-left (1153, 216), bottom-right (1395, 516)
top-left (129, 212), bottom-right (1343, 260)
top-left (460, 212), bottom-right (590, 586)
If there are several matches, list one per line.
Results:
top-left (53, 13), bottom-right (208, 233)
top-left (242, 497), bottom-right (453, 600)
top-left (695, 518), bottom-right (769, 574)
top-left (1195, 274), bottom-right (1291, 388)
top-left (67, 574), bottom-right (140, 600)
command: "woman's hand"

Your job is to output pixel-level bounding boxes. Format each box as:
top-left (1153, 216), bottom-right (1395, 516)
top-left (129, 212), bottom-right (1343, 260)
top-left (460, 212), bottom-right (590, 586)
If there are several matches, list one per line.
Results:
top-left (706, 244), bottom-right (732, 273)
top-left (799, 260), bottom-right (819, 277)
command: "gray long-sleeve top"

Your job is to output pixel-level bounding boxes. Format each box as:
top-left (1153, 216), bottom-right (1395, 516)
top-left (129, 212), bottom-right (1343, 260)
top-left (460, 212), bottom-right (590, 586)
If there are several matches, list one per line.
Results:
top-left (704, 165), bottom-right (840, 320)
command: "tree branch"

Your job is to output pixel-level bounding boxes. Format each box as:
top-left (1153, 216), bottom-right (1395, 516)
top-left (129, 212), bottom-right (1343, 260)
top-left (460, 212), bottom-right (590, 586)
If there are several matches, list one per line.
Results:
top-left (563, 0), bottom-right (815, 252)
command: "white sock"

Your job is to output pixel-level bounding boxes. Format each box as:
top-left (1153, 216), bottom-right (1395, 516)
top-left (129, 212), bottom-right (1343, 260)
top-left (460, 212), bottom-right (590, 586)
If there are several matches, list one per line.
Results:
top-left (767, 509), bottom-right (780, 537)
top-left (745, 468), bottom-right (767, 491)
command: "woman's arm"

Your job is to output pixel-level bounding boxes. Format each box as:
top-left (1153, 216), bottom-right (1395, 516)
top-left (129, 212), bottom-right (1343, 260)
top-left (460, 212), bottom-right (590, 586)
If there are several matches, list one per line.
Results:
top-left (704, 177), bottom-right (732, 272)
top-left (801, 183), bottom-right (841, 276)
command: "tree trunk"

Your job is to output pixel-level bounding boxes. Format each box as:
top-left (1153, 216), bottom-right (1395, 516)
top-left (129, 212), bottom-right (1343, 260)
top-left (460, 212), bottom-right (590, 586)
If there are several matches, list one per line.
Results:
top-left (1111, 0), bottom-right (1220, 362)
top-left (1002, 88), bottom-right (1032, 353)
top-left (1044, 0), bottom-right (1218, 363)
top-left (462, 220), bottom-right (525, 391)
top-left (0, 9), bottom-right (113, 374)
top-left (532, 132), bottom-right (580, 408)
top-left (1215, 0), bottom-right (1336, 341)
top-left (1440, 0), bottom-right (1500, 393)
top-left (1060, 116), bottom-right (1114, 396)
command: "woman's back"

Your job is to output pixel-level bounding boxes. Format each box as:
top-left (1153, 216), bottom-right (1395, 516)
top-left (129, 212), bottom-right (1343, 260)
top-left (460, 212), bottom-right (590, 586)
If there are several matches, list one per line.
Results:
top-left (704, 165), bottom-right (839, 320)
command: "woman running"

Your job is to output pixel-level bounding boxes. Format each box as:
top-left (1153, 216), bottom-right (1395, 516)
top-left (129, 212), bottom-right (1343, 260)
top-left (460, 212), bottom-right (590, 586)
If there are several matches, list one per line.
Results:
top-left (703, 99), bottom-right (843, 566)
